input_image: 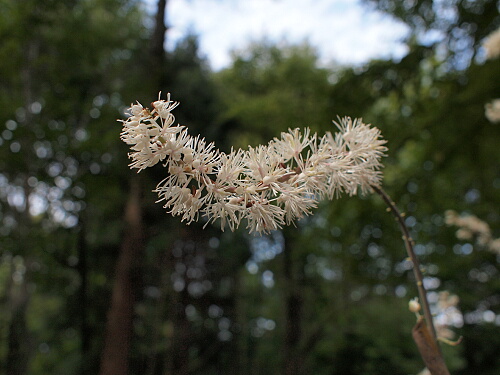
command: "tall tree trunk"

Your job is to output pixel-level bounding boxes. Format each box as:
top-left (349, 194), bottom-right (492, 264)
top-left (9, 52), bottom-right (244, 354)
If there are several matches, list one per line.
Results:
top-left (282, 233), bottom-right (304, 375)
top-left (99, 0), bottom-right (167, 373)
top-left (4, 31), bottom-right (39, 375)
top-left (77, 221), bottom-right (90, 375)
top-left (164, 227), bottom-right (195, 375)
top-left (234, 274), bottom-right (248, 375)
top-left (98, 179), bottom-right (144, 375)
top-left (150, 0), bottom-right (168, 77)
top-left (170, 288), bottom-right (191, 375)
top-left (5, 262), bottom-right (31, 375)
top-left (148, 0), bottom-right (167, 90)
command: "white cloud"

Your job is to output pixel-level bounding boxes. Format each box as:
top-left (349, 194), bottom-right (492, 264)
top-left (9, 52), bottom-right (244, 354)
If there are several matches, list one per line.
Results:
top-left (160, 0), bottom-right (409, 70)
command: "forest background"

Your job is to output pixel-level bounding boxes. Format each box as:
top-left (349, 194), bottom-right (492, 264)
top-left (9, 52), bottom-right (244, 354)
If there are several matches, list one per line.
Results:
top-left (0, 0), bottom-right (499, 374)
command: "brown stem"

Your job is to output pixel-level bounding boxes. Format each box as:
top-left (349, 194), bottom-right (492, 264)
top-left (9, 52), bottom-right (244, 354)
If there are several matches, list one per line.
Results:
top-left (370, 184), bottom-right (437, 342)
top-left (412, 317), bottom-right (450, 375)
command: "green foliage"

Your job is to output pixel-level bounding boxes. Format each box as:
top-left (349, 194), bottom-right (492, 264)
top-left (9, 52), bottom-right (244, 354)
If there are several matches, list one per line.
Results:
top-left (214, 41), bottom-right (332, 149)
top-left (361, 0), bottom-right (500, 69)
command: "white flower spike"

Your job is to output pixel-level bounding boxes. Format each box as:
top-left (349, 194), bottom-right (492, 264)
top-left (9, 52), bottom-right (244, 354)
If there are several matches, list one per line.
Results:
top-left (119, 93), bottom-right (388, 234)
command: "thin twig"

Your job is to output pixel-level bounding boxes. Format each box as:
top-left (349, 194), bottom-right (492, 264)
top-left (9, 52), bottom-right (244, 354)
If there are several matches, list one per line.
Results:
top-left (370, 184), bottom-right (437, 343)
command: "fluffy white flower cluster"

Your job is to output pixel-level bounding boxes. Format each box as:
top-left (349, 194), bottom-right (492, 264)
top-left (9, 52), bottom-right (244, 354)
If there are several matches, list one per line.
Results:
top-left (482, 28), bottom-right (500, 124)
top-left (485, 98), bottom-right (500, 124)
top-left (120, 93), bottom-right (387, 234)
top-left (483, 26), bottom-right (500, 60)
top-left (445, 210), bottom-right (500, 254)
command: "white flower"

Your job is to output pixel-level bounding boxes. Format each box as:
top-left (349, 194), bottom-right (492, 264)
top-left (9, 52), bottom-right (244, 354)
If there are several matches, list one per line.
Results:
top-left (485, 99), bottom-right (500, 123)
top-left (119, 99), bottom-right (186, 171)
top-left (272, 127), bottom-right (314, 163)
top-left (483, 27), bottom-right (500, 60)
top-left (245, 144), bottom-right (285, 183)
top-left (119, 93), bottom-right (388, 234)
top-left (277, 188), bottom-right (317, 224)
top-left (203, 199), bottom-right (243, 232)
top-left (445, 209), bottom-right (500, 254)
top-left (409, 297), bottom-right (421, 313)
top-left (245, 199), bottom-right (285, 234)
top-left (156, 185), bottom-right (203, 224)
top-left (184, 135), bottom-right (220, 180)
top-left (213, 149), bottom-right (247, 197)
top-left (152, 92), bottom-right (180, 118)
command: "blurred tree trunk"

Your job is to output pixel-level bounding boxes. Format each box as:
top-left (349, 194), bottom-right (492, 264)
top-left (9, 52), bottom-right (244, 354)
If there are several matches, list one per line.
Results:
top-left (4, 29), bottom-right (39, 375)
top-left (98, 178), bottom-right (144, 375)
top-left (99, 0), bottom-right (168, 373)
top-left (150, 0), bottom-right (168, 78)
top-left (234, 275), bottom-right (248, 375)
top-left (282, 233), bottom-right (304, 375)
top-left (77, 221), bottom-right (90, 375)
top-left (5, 263), bottom-right (31, 375)
top-left (170, 287), bottom-right (191, 375)
top-left (164, 228), bottom-right (193, 375)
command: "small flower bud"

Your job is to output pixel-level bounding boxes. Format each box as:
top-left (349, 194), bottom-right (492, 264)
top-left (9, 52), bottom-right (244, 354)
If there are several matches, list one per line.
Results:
top-left (262, 176), bottom-right (273, 185)
top-left (246, 185), bottom-right (257, 195)
top-left (228, 197), bottom-right (241, 205)
top-left (131, 104), bottom-right (143, 116)
top-left (183, 149), bottom-right (194, 164)
top-left (409, 298), bottom-right (421, 313)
